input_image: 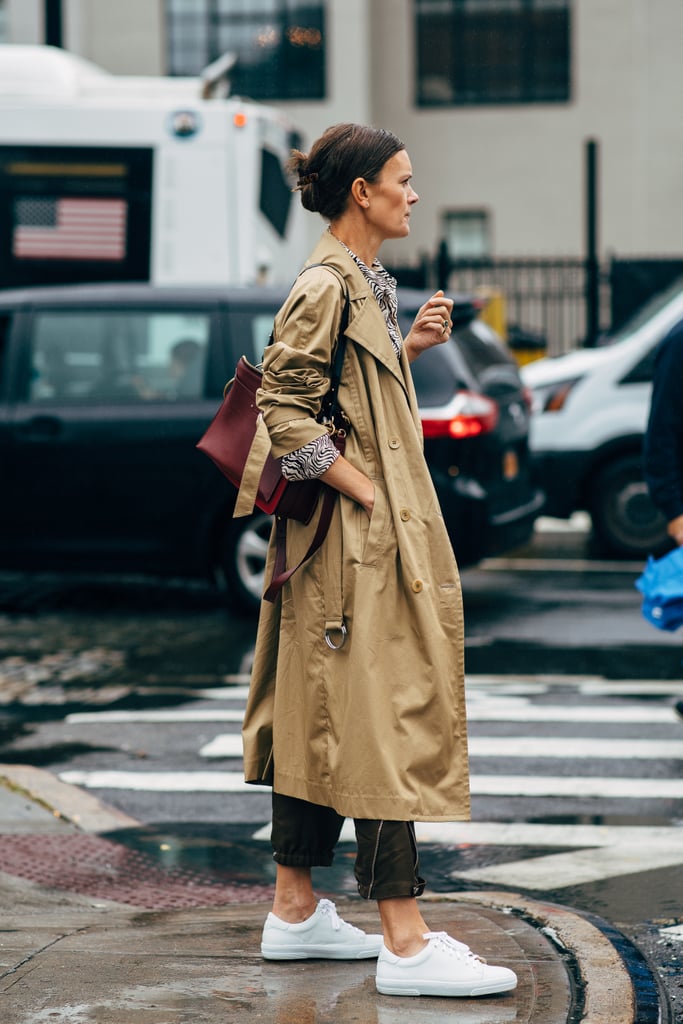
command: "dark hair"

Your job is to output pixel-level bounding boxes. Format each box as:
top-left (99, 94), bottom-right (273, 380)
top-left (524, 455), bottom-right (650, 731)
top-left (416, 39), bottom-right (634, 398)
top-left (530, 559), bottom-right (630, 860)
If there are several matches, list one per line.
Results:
top-left (289, 123), bottom-right (405, 221)
top-left (171, 339), bottom-right (201, 366)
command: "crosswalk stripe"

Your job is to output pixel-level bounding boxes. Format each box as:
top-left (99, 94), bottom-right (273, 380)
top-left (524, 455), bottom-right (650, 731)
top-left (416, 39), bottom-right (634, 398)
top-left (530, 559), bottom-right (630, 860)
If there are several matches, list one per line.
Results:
top-left (199, 733), bottom-right (683, 761)
top-left (57, 769), bottom-right (683, 799)
top-left (66, 703), bottom-right (680, 725)
top-left (200, 735), bottom-right (243, 758)
top-left (466, 703), bottom-right (678, 723)
top-left (450, 843), bottom-right (683, 890)
top-left (471, 775), bottom-right (683, 798)
top-left (469, 736), bottom-right (683, 758)
top-left (153, 678), bottom-right (683, 698)
top-left (58, 770), bottom-right (268, 792)
top-left (66, 710), bottom-right (245, 724)
top-left (578, 680), bottom-right (683, 696)
top-left (251, 820), bottom-right (681, 848)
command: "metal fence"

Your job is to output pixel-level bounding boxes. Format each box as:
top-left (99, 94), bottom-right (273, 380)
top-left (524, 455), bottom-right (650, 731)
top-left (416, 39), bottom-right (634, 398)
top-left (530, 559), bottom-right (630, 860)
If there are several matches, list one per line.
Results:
top-left (389, 255), bottom-right (683, 357)
top-left (388, 256), bottom-right (609, 356)
top-left (440, 258), bottom-right (611, 357)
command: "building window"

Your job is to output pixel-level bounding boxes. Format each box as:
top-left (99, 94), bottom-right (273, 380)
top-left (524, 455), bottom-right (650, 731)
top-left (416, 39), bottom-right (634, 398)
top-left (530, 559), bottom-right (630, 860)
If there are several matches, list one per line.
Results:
top-left (415, 0), bottom-right (571, 107)
top-left (442, 210), bottom-right (491, 260)
top-left (166, 0), bottom-right (326, 101)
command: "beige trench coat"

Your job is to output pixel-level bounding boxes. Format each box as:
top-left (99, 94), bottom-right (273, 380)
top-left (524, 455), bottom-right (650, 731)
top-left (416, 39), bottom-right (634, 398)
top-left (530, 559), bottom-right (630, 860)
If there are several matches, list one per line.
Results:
top-left (242, 232), bottom-right (470, 822)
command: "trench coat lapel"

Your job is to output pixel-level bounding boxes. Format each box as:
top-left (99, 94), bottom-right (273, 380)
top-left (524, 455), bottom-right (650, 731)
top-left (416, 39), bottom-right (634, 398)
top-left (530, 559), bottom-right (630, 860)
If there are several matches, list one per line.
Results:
top-left (344, 291), bottom-right (408, 390)
top-left (306, 232), bottom-right (409, 394)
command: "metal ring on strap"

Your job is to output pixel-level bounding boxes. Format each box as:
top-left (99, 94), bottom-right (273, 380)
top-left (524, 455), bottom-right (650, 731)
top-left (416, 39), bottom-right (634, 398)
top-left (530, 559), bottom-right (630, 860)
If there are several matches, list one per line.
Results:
top-left (324, 622), bottom-right (347, 650)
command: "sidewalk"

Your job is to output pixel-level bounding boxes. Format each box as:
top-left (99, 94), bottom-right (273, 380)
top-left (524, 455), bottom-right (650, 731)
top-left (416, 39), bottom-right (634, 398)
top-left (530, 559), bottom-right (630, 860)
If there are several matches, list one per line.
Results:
top-left (0, 767), bottom-right (653, 1024)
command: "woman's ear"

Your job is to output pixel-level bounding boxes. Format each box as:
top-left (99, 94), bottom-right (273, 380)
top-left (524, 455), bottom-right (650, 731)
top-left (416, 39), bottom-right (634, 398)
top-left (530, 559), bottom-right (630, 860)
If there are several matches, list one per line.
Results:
top-left (350, 177), bottom-right (370, 209)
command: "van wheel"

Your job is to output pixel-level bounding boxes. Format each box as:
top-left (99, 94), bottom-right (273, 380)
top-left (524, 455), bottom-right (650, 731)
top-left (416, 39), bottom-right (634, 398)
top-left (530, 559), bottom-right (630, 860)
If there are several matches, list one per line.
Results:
top-left (590, 455), bottom-right (669, 559)
top-left (220, 512), bottom-right (273, 614)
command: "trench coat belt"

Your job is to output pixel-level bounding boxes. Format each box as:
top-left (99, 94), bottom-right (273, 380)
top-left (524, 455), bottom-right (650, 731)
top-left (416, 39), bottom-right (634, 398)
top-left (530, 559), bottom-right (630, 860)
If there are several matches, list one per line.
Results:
top-left (233, 416), bottom-right (271, 518)
top-left (322, 499), bottom-right (346, 650)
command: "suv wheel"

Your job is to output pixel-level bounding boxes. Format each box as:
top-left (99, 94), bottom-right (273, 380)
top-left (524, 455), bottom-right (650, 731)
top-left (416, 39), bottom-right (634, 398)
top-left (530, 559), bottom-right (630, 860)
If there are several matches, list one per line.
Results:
top-left (221, 512), bottom-right (273, 613)
top-left (590, 455), bottom-right (669, 559)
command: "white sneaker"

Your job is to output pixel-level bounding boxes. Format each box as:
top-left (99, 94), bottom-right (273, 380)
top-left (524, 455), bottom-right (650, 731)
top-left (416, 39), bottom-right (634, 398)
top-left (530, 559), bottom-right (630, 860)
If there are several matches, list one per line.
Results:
top-left (261, 898), bottom-right (384, 960)
top-left (376, 931), bottom-right (518, 997)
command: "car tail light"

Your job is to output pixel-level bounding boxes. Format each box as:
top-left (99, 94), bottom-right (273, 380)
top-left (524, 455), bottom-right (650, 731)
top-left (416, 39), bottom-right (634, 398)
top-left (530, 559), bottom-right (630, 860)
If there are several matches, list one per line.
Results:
top-left (421, 391), bottom-right (499, 439)
top-left (528, 377), bottom-right (582, 414)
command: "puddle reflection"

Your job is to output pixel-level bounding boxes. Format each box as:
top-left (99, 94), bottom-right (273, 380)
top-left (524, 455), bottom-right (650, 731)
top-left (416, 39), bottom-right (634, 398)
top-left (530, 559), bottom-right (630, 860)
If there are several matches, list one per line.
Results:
top-left (374, 999), bottom-right (518, 1024)
top-left (260, 965), bottom-right (518, 1024)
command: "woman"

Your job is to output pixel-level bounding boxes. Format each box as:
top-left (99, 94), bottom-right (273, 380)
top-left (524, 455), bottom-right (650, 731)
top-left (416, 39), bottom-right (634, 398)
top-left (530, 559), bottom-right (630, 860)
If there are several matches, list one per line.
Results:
top-left (242, 123), bottom-right (517, 998)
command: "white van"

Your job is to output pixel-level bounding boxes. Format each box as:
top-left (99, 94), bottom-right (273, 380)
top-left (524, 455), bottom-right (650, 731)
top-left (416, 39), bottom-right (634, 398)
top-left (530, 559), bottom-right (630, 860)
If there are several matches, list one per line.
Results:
top-left (0, 45), bottom-right (308, 290)
top-left (521, 278), bottom-right (683, 558)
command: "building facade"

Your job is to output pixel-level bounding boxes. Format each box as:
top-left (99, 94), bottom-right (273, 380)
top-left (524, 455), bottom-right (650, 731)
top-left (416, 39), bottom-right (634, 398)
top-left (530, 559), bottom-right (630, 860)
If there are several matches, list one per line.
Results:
top-left (3, 0), bottom-right (681, 273)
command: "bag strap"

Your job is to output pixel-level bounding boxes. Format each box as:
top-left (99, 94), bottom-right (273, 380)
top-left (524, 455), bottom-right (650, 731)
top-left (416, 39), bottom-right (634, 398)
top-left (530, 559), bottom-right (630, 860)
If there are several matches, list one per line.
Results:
top-left (304, 264), bottom-right (350, 419)
top-left (263, 264), bottom-right (350, 604)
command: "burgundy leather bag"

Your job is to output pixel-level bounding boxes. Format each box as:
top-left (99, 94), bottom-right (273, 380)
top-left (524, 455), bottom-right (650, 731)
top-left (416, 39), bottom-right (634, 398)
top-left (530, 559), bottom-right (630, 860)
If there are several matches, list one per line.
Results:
top-left (197, 355), bottom-right (323, 523)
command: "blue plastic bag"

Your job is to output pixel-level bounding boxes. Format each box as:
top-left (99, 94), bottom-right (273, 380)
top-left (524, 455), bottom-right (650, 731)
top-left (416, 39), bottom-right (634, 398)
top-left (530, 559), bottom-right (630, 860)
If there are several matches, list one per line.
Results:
top-left (635, 547), bottom-right (683, 631)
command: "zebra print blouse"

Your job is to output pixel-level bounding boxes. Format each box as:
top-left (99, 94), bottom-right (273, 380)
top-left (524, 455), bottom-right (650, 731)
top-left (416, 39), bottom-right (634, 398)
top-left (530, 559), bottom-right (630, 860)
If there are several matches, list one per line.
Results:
top-left (281, 233), bottom-right (400, 482)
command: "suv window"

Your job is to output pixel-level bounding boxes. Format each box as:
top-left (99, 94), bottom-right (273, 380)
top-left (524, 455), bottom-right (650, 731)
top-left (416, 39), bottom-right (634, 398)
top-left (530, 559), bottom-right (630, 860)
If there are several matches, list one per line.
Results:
top-left (28, 310), bottom-right (211, 403)
top-left (620, 344), bottom-right (658, 386)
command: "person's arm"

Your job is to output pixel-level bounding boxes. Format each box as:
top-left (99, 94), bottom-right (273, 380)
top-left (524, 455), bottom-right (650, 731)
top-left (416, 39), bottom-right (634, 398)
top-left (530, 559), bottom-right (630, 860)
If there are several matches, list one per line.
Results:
top-left (666, 514), bottom-right (683, 545)
top-left (643, 321), bottom-right (683, 541)
top-left (260, 269), bottom-right (375, 515)
top-left (259, 270), bottom-right (347, 454)
top-left (320, 454), bottom-right (375, 516)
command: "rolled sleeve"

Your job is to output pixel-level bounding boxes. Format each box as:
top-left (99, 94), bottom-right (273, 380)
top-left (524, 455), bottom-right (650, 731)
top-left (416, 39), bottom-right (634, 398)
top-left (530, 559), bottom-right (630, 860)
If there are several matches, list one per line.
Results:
top-left (257, 268), bottom-right (346, 458)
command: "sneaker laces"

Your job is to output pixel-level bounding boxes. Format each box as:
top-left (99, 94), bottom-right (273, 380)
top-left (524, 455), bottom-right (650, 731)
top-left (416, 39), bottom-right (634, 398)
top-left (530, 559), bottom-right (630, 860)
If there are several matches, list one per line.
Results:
top-left (423, 931), bottom-right (487, 964)
top-left (318, 898), bottom-right (363, 936)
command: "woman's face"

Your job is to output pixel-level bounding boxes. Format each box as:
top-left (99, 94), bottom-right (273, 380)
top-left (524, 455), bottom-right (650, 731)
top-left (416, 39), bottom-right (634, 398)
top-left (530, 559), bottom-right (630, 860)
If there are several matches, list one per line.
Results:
top-left (364, 149), bottom-right (419, 240)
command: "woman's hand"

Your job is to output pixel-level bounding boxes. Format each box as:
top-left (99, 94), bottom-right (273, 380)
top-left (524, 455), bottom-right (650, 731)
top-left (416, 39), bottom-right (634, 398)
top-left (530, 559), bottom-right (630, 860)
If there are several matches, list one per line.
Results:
top-left (667, 514), bottom-right (683, 545)
top-left (321, 455), bottom-right (375, 517)
top-left (404, 290), bottom-right (454, 362)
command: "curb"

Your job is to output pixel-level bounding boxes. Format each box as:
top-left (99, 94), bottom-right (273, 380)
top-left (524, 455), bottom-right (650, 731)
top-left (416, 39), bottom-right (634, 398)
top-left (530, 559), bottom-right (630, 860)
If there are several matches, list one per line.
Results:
top-left (0, 763), bottom-right (140, 831)
top-left (427, 891), bottom-right (655, 1024)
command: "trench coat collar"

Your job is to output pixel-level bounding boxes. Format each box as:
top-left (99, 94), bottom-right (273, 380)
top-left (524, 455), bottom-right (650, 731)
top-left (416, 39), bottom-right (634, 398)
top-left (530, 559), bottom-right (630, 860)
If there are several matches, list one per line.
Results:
top-left (304, 231), bottom-right (409, 394)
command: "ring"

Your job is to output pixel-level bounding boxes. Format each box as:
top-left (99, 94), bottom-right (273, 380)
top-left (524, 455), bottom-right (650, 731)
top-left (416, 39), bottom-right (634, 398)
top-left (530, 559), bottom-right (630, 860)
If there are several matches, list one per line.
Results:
top-left (441, 318), bottom-right (450, 332)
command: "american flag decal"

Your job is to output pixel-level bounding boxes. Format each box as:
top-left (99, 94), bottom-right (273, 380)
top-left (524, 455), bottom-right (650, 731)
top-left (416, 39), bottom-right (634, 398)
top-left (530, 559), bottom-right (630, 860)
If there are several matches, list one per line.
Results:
top-left (12, 197), bottom-right (127, 261)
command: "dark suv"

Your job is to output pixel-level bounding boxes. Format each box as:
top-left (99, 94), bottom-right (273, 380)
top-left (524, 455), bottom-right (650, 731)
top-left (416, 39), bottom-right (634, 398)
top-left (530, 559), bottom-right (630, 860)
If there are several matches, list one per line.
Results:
top-left (0, 283), bottom-right (543, 611)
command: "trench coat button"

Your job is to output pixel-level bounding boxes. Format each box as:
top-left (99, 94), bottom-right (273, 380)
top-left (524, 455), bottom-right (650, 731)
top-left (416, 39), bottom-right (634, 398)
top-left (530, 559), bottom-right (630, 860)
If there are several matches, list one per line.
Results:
top-left (400, 508), bottom-right (411, 522)
top-left (411, 579), bottom-right (423, 593)
top-left (388, 436), bottom-right (401, 449)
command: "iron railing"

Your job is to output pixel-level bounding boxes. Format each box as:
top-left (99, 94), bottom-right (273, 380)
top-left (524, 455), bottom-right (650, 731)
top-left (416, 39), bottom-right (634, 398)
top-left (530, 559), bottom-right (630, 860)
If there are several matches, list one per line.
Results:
top-left (389, 255), bottom-right (683, 357)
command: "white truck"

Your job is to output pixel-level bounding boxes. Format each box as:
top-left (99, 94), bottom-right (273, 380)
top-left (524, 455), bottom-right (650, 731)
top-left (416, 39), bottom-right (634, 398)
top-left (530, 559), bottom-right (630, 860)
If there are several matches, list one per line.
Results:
top-left (0, 45), bottom-right (309, 289)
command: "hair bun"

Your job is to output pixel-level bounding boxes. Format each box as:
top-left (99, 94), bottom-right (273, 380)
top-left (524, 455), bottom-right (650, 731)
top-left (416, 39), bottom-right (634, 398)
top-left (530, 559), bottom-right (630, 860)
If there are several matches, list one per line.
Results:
top-left (296, 171), bottom-right (319, 188)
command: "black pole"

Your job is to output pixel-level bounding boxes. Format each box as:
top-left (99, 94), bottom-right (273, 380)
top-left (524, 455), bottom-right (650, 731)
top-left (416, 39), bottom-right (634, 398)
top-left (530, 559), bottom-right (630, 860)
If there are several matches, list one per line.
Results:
top-left (44, 0), bottom-right (63, 48)
top-left (436, 239), bottom-right (450, 292)
top-left (584, 138), bottom-right (600, 346)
